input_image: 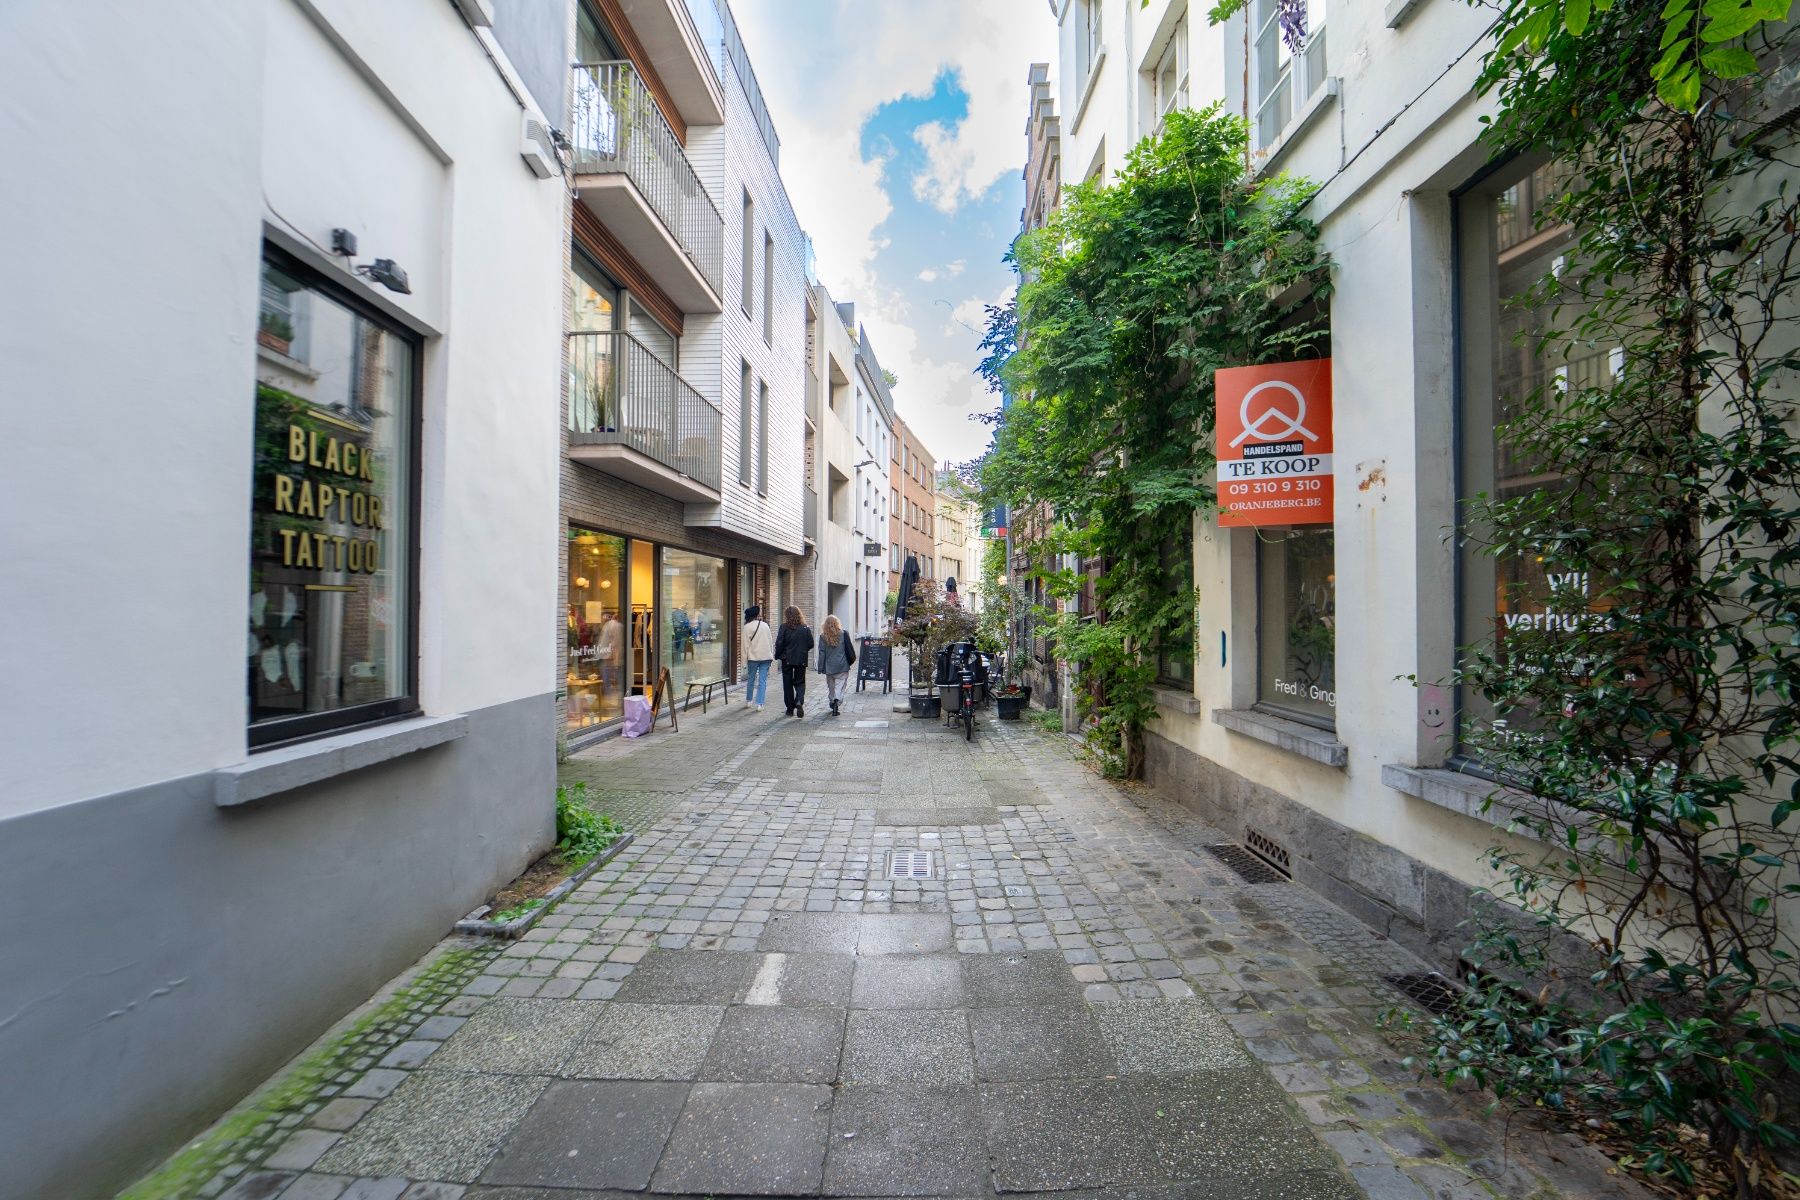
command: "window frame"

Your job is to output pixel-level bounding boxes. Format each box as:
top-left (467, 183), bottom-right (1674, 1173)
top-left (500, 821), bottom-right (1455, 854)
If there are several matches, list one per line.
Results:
top-left (740, 190), bottom-right (755, 317)
top-left (738, 360), bottom-right (753, 487)
top-left (1251, 0), bottom-right (1328, 150)
top-left (1252, 526), bottom-right (1337, 731)
top-left (249, 244), bottom-right (424, 751)
top-left (762, 230), bottom-right (775, 345)
top-left (755, 378), bottom-right (769, 496)
top-left (1151, 14), bottom-right (1190, 136)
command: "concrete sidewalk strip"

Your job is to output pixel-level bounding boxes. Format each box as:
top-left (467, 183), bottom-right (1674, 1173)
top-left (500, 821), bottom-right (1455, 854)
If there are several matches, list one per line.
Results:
top-left (160, 680), bottom-right (1654, 1200)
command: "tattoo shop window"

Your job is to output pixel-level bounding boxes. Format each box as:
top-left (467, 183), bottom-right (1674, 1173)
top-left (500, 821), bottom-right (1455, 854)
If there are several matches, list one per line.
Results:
top-left (250, 248), bottom-right (417, 747)
top-left (1256, 527), bottom-right (1335, 726)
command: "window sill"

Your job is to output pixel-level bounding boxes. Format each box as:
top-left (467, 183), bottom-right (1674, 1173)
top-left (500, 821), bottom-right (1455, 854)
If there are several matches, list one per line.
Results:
top-left (214, 713), bottom-right (468, 807)
top-left (1252, 76), bottom-right (1340, 179)
top-left (1070, 48), bottom-right (1108, 136)
top-left (1151, 685), bottom-right (1201, 716)
top-left (1382, 763), bottom-right (1532, 825)
top-left (1385, 0), bottom-right (1428, 28)
top-left (1212, 707), bottom-right (1346, 768)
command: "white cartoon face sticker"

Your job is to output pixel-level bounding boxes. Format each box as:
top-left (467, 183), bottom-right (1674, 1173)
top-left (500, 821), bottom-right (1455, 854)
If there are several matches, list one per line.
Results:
top-left (1419, 684), bottom-right (1448, 731)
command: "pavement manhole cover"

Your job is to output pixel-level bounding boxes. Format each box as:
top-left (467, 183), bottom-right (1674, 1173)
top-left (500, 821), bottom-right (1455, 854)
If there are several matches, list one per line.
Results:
top-left (1384, 971), bottom-right (1463, 1017)
top-left (887, 850), bottom-right (935, 880)
top-left (1203, 843), bottom-right (1289, 885)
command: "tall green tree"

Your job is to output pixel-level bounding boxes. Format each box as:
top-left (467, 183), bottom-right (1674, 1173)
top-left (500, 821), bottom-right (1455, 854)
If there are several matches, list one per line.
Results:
top-left (982, 104), bottom-right (1329, 776)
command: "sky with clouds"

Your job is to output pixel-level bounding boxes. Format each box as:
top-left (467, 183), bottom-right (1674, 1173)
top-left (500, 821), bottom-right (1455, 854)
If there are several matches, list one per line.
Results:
top-left (732, 0), bottom-right (1057, 471)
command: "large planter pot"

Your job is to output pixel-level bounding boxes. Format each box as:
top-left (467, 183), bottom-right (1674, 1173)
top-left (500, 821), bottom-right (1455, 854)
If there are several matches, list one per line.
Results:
top-left (995, 694), bottom-right (1025, 721)
top-left (909, 694), bottom-right (941, 718)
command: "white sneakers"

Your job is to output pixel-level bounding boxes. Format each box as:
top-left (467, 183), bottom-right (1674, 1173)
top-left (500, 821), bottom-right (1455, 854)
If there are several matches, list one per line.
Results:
top-left (755, 704), bottom-right (764, 713)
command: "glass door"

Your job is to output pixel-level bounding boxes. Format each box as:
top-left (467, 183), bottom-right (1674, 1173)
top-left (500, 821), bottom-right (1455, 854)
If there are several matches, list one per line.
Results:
top-left (629, 539), bottom-right (658, 697)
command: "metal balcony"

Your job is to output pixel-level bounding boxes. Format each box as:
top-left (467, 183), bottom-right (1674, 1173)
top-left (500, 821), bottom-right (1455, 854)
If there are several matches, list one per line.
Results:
top-left (571, 62), bottom-right (723, 311)
top-left (567, 330), bottom-right (720, 501)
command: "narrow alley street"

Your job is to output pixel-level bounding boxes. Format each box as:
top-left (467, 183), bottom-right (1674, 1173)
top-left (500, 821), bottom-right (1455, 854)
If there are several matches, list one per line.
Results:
top-left (196, 679), bottom-right (1642, 1200)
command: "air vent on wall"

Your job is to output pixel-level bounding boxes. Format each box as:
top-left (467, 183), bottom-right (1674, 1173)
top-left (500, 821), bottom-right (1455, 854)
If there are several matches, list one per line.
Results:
top-left (520, 114), bottom-right (557, 179)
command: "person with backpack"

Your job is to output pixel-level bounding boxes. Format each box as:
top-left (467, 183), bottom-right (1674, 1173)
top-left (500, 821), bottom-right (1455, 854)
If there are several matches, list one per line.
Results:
top-left (742, 605), bottom-right (774, 713)
top-left (816, 614), bottom-right (857, 716)
top-left (773, 605), bottom-right (814, 718)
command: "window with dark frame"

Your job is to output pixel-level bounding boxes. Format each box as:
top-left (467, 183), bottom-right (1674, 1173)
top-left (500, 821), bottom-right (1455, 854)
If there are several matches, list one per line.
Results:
top-left (250, 246), bottom-right (419, 747)
top-left (756, 379), bottom-right (769, 496)
top-left (738, 361), bottom-right (753, 486)
top-left (1255, 527), bottom-right (1336, 726)
top-left (1455, 159), bottom-right (1615, 759)
top-left (741, 190), bottom-right (755, 316)
top-left (762, 231), bottom-right (774, 344)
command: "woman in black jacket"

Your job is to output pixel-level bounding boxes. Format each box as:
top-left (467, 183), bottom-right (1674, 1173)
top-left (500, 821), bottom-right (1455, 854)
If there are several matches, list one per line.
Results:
top-left (773, 605), bottom-right (815, 718)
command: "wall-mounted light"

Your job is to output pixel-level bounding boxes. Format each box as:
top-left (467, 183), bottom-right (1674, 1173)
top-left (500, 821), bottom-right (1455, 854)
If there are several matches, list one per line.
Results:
top-left (356, 258), bottom-right (411, 294)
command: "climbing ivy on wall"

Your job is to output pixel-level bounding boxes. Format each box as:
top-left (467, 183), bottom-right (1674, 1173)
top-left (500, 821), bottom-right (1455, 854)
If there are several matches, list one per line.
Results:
top-left (1407, 4), bottom-right (1800, 1195)
top-left (979, 104), bottom-right (1330, 777)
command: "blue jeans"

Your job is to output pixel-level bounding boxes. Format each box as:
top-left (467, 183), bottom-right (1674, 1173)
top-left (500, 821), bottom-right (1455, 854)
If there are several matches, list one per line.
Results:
top-left (745, 659), bottom-right (771, 705)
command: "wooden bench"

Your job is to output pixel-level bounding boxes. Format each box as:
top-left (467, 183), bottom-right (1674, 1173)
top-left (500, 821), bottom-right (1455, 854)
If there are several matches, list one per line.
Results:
top-left (684, 676), bottom-right (731, 712)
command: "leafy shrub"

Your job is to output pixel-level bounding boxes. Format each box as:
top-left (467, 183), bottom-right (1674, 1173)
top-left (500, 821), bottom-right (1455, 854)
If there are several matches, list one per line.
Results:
top-left (555, 782), bottom-right (622, 866)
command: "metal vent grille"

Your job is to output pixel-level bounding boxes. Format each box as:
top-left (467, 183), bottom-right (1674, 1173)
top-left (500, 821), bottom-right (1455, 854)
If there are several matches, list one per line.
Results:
top-left (1204, 844), bottom-right (1288, 885)
top-left (888, 851), bottom-right (935, 880)
top-left (1384, 972), bottom-right (1463, 1017)
top-left (1243, 828), bottom-right (1293, 877)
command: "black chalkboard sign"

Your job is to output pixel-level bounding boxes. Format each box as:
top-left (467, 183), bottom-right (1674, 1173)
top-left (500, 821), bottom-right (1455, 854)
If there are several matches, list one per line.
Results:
top-left (856, 639), bottom-right (892, 693)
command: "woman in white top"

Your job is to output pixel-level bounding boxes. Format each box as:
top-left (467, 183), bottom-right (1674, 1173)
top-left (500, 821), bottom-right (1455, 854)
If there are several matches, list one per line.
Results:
top-left (742, 605), bottom-right (775, 712)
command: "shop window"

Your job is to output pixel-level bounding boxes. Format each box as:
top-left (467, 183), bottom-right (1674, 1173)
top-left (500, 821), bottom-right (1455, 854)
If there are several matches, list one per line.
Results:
top-left (663, 549), bottom-right (729, 700)
top-left (1255, 528), bottom-right (1335, 726)
top-left (250, 248), bottom-right (417, 746)
top-left (1456, 161), bottom-right (1613, 754)
top-left (1252, 0), bottom-right (1327, 150)
top-left (1155, 537), bottom-right (1195, 689)
top-left (567, 528), bottom-right (627, 730)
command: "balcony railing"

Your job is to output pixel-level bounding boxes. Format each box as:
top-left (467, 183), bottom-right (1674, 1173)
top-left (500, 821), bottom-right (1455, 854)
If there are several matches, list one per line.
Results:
top-left (804, 485), bottom-right (818, 541)
top-left (568, 330), bottom-right (720, 493)
top-left (571, 62), bottom-right (723, 294)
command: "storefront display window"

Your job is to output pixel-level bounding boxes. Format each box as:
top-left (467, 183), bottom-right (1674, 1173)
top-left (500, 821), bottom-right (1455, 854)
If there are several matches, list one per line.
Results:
top-left (662, 549), bottom-right (730, 699)
top-left (1456, 161), bottom-right (1615, 748)
top-left (1256, 528), bottom-right (1335, 725)
top-left (249, 249), bottom-right (416, 745)
top-left (567, 529), bottom-right (627, 730)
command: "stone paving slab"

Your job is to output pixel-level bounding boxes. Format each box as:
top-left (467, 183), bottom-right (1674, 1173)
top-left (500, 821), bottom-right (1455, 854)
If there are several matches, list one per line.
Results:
top-left (478, 1079), bottom-right (685, 1190)
top-left (139, 674), bottom-right (1660, 1200)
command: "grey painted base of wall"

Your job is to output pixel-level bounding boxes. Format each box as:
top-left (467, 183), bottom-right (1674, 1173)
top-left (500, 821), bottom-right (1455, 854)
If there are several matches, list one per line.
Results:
top-left (1142, 728), bottom-right (1482, 976)
top-left (0, 692), bottom-right (555, 1200)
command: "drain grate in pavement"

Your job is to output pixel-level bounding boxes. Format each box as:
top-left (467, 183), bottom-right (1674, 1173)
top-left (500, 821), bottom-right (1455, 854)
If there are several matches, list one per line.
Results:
top-left (1384, 971), bottom-right (1464, 1017)
top-left (1243, 827), bottom-right (1293, 877)
top-left (888, 850), bottom-right (935, 880)
top-left (1204, 843), bottom-right (1289, 885)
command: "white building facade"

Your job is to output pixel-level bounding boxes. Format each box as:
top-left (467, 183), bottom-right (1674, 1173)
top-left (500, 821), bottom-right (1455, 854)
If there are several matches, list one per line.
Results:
top-left (853, 325), bottom-right (899, 635)
top-left (0, 2), bottom-right (567, 1196)
top-left (526, 0), bottom-right (811, 746)
top-left (1045, 0), bottom-right (1560, 972)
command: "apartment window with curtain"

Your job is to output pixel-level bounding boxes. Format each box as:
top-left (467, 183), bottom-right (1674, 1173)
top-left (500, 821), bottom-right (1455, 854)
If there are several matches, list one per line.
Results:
top-left (756, 380), bottom-right (769, 495)
top-left (740, 190), bottom-right (755, 316)
top-left (738, 361), bottom-right (753, 486)
top-left (1252, 0), bottom-right (1327, 150)
top-left (762, 232), bottom-right (774, 344)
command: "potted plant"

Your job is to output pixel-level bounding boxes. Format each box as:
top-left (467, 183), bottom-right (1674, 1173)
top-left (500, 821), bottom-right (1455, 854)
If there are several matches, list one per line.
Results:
top-left (892, 580), bottom-right (975, 717)
top-left (258, 311), bottom-right (295, 355)
top-left (994, 681), bottom-right (1029, 721)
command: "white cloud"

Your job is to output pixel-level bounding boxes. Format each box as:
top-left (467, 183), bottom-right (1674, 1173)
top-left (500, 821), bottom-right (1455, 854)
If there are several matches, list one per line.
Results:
top-left (731, 0), bottom-right (1053, 464)
top-left (734, 0), bottom-right (1054, 293)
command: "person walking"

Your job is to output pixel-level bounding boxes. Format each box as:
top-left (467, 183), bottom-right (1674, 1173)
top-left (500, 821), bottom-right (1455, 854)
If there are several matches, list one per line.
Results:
top-left (742, 605), bottom-right (774, 713)
top-left (773, 605), bottom-right (814, 718)
top-left (816, 615), bottom-right (856, 716)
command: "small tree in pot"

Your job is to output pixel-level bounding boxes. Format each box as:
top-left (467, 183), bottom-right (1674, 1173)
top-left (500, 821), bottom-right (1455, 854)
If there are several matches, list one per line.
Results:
top-left (891, 580), bottom-right (976, 714)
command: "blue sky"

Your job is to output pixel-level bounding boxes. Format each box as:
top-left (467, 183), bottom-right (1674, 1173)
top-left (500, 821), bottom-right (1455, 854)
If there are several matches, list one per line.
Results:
top-left (734, 0), bottom-right (1056, 468)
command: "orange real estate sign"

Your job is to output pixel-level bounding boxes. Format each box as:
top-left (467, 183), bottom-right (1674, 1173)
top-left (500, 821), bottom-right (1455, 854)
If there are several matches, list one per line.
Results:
top-left (1214, 358), bottom-right (1333, 528)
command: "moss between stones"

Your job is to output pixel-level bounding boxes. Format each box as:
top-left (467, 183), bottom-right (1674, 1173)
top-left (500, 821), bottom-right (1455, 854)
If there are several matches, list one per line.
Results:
top-left (119, 946), bottom-right (493, 1200)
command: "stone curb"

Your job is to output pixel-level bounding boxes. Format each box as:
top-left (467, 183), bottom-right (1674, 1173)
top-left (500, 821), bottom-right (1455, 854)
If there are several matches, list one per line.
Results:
top-left (453, 832), bottom-right (635, 939)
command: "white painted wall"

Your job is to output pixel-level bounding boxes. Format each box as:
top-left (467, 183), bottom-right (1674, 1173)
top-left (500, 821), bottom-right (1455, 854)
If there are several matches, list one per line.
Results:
top-left (0, 0), bottom-right (564, 817)
top-left (1148, 0), bottom-right (1515, 888)
top-left (810, 283), bottom-right (864, 635)
top-left (682, 50), bottom-right (807, 555)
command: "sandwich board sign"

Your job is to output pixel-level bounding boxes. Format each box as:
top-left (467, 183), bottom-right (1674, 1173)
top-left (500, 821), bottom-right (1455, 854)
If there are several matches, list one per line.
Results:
top-left (1214, 359), bottom-right (1332, 527)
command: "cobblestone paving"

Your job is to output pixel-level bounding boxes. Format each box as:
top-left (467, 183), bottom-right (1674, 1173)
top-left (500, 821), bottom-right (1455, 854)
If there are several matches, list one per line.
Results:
top-left (204, 678), bottom-right (1648, 1200)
